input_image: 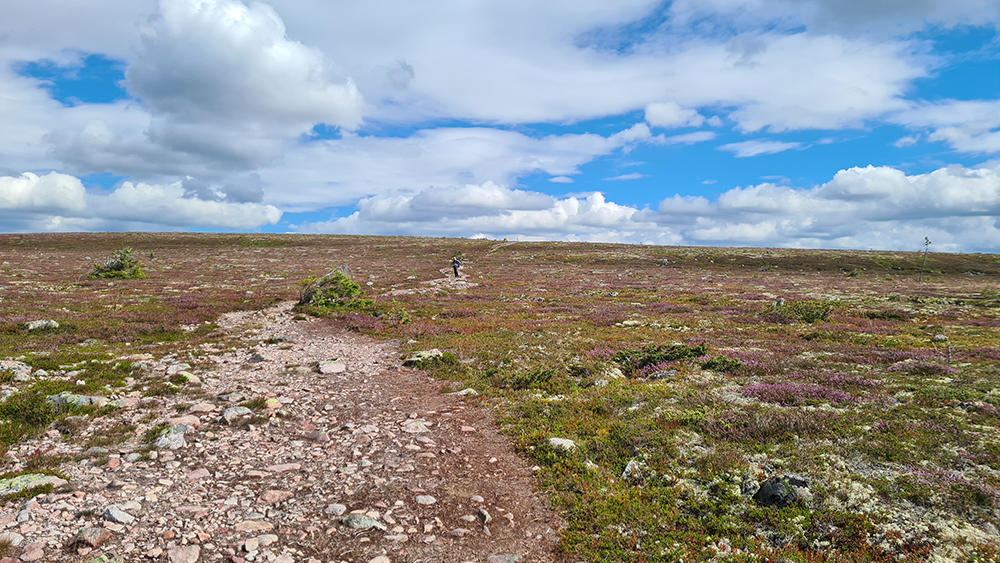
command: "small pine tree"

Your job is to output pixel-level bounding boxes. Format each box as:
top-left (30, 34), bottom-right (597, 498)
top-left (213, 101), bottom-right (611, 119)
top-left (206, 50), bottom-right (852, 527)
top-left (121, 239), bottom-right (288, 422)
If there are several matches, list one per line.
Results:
top-left (298, 268), bottom-right (373, 311)
top-left (88, 247), bottom-right (146, 279)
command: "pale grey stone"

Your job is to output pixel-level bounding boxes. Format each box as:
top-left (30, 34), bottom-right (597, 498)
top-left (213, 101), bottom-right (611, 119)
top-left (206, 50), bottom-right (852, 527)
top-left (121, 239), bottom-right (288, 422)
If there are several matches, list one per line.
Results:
top-left (218, 406), bottom-right (253, 424)
top-left (46, 391), bottom-right (110, 408)
top-left (318, 361), bottom-right (346, 374)
top-left (340, 514), bottom-right (386, 531)
top-left (324, 503), bottom-right (347, 516)
top-left (152, 424), bottom-right (190, 450)
top-left (548, 437), bottom-right (577, 452)
top-left (103, 506), bottom-right (135, 525)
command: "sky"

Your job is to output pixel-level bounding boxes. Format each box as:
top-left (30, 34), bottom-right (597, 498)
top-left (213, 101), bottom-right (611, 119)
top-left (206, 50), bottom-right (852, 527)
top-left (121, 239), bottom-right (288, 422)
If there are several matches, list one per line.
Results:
top-left (1, 0), bottom-right (999, 251)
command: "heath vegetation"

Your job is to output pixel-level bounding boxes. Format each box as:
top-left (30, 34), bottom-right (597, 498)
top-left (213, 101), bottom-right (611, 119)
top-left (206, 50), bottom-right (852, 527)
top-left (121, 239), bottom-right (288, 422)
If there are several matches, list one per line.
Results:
top-left (1, 233), bottom-right (999, 562)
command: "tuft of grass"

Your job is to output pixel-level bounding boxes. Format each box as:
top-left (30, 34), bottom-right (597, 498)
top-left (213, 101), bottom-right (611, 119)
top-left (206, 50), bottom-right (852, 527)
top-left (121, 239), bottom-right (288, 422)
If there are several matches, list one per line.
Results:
top-left (143, 423), bottom-right (169, 444)
top-left (241, 397), bottom-right (268, 411)
top-left (0, 393), bottom-right (57, 447)
top-left (3, 483), bottom-right (53, 502)
top-left (142, 381), bottom-right (179, 397)
top-left (85, 424), bottom-right (136, 449)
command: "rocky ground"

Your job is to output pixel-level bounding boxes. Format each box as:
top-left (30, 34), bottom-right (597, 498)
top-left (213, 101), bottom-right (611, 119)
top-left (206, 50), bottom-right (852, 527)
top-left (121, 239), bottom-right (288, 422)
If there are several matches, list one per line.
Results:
top-left (0, 301), bottom-right (562, 563)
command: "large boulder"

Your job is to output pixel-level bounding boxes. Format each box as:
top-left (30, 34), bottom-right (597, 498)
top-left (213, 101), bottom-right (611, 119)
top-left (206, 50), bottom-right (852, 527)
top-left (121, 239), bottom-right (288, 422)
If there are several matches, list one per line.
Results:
top-left (23, 320), bottom-right (58, 331)
top-left (152, 424), bottom-right (191, 450)
top-left (752, 473), bottom-right (812, 508)
top-left (403, 349), bottom-right (442, 367)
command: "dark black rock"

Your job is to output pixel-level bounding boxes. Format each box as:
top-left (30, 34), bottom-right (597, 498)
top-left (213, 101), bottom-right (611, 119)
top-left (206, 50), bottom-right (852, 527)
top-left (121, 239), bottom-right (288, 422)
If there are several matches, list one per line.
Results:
top-left (752, 473), bottom-right (811, 507)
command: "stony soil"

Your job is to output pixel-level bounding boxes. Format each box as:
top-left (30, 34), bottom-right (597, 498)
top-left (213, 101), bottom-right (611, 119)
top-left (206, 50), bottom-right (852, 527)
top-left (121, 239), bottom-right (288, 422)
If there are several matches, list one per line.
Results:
top-left (0, 301), bottom-right (562, 563)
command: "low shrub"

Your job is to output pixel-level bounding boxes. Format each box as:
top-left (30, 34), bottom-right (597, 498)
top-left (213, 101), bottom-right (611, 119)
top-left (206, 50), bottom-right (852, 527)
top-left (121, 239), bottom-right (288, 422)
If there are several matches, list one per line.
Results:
top-left (858, 309), bottom-right (912, 321)
top-left (488, 367), bottom-right (558, 391)
top-left (760, 300), bottom-right (838, 323)
top-left (700, 355), bottom-right (743, 372)
top-left (613, 343), bottom-right (707, 377)
top-left (887, 361), bottom-right (961, 376)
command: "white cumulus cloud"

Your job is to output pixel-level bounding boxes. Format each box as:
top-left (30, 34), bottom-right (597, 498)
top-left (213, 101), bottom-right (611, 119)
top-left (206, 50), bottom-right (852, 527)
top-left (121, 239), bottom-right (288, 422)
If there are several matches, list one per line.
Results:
top-left (890, 99), bottom-right (1000, 154)
top-left (293, 163), bottom-right (1000, 252)
top-left (645, 102), bottom-right (705, 128)
top-left (0, 172), bottom-right (87, 212)
top-left (0, 171), bottom-right (281, 232)
top-left (42, 0), bottom-right (365, 179)
top-left (656, 163), bottom-right (1000, 250)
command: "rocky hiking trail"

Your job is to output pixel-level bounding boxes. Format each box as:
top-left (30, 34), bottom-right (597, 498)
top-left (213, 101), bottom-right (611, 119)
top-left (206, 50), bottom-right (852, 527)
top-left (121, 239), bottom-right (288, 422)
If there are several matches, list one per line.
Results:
top-left (0, 302), bottom-right (562, 563)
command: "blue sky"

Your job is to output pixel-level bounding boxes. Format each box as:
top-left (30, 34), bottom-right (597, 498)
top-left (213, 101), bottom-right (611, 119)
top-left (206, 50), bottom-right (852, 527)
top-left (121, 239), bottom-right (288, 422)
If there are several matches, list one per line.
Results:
top-left (1, 0), bottom-right (999, 250)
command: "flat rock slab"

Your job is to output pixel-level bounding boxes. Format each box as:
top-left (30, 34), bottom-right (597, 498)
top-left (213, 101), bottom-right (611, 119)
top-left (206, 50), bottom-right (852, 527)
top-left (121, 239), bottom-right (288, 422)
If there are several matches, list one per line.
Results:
top-left (234, 520), bottom-right (274, 533)
top-left (319, 361), bottom-right (347, 374)
top-left (264, 463), bottom-right (301, 473)
top-left (46, 392), bottom-right (109, 408)
top-left (0, 474), bottom-right (68, 496)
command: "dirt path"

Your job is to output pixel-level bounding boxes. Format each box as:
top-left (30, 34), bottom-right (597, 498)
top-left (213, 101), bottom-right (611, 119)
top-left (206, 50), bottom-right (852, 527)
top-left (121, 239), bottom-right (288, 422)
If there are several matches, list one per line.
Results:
top-left (0, 302), bottom-right (561, 563)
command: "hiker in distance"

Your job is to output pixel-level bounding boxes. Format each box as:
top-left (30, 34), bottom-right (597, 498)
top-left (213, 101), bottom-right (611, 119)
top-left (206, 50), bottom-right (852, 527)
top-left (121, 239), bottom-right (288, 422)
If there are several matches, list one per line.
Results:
top-left (452, 257), bottom-right (461, 278)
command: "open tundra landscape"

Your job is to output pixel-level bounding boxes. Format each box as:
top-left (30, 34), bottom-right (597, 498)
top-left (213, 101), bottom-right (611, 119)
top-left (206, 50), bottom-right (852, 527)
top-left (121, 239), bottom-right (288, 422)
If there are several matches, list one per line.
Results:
top-left (0, 233), bottom-right (999, 563)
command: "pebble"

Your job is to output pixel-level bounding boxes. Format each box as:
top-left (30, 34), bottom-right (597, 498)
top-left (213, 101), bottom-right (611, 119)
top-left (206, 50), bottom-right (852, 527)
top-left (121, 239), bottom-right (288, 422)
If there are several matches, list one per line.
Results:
top-left (415, 495), bottom-right (437, 505)
top-left (264, 463), bottom-right (301, 473)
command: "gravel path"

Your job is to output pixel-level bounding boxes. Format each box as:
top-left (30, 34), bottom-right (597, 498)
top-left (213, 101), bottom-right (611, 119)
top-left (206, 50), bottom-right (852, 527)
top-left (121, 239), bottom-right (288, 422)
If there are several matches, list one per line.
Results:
top-left (0, 302), bottom-right (561, 563)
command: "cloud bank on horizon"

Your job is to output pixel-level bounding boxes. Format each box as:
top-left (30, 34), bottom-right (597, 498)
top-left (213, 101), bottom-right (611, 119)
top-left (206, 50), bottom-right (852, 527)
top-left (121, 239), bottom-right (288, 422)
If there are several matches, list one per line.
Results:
top-left (1, 0), bottom-right (998, 251)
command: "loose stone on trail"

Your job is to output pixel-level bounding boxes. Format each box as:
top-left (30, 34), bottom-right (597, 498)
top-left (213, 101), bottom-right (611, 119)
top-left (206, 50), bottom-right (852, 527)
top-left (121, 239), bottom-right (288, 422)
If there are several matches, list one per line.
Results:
top-left (103, 506), bottom-right (135, 525)
top-left (319, 360), bottom-right (347, 374)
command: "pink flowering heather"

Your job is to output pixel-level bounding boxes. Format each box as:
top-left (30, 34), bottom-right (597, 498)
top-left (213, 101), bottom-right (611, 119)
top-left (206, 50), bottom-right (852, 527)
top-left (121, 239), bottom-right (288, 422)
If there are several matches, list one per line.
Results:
top-left (743, 381), bottom-right (858, 405)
